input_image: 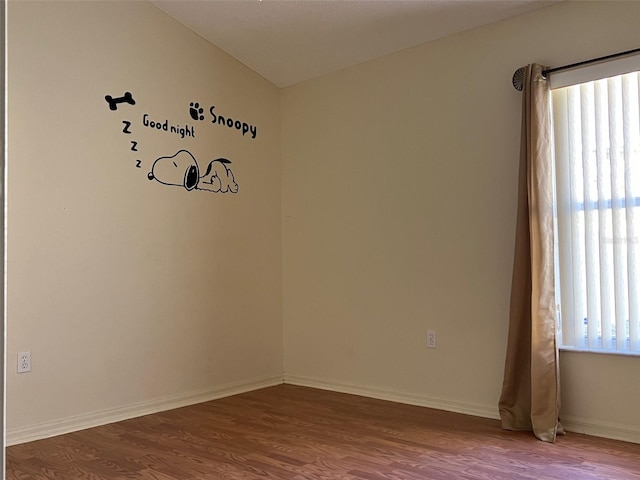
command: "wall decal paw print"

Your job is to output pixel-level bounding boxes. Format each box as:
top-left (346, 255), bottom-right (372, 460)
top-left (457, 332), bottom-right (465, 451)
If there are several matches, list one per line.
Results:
top-left (189, 102), bottom-right (205, 121)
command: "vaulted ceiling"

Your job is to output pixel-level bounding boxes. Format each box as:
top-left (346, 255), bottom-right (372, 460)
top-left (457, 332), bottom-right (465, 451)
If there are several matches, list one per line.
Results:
top-left (150, 0), bottom-right (560, 88)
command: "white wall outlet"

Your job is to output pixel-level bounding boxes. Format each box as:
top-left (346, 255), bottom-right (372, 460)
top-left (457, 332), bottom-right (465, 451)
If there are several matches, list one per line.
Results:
top-left (17, 351), bottom-right (31, 373)
top-left (427, 330), bottom-right (437, 349)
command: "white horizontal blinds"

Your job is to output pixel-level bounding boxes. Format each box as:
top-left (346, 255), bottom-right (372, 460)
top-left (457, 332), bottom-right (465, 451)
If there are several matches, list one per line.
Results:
top-left (552, 71), bottom-right (640, 353)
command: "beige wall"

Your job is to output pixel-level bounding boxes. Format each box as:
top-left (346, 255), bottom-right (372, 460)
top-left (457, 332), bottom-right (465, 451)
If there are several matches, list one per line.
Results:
top-left (7, 0), bottom-right (640, 446)
top-left (0, 0), bottom-right (5, 466)
top-left (7, 0), bottom-right (283, 439)
top-left (282, 0), bottom-right (640, 442)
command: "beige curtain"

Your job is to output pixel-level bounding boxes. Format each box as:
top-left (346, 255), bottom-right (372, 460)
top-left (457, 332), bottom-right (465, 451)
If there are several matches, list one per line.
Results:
top-left (499, 64), bottom-right (563, 443)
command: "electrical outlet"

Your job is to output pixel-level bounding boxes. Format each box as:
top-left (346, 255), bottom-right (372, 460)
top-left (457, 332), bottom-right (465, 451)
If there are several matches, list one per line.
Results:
top-left (17, 351), bottom-right (31, 373)
top-left (427, 330), bottom-right (437, 349)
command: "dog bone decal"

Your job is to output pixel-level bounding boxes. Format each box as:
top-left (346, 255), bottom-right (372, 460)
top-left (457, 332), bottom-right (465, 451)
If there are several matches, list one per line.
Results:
top-left (105, 91), bottom-right (136, 111)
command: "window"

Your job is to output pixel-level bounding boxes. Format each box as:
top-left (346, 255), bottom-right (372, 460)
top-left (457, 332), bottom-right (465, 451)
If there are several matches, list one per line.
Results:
top-left (552, 68), bottom-right (640, 354)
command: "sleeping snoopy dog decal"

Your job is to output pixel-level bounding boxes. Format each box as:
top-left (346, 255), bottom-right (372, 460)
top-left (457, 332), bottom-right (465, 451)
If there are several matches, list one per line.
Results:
top-left (147, 149), bottom-right (238, 193)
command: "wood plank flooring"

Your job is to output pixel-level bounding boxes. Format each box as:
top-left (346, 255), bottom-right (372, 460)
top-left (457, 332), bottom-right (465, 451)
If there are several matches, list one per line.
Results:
top-left (6, 384), bottom-right (640, 479)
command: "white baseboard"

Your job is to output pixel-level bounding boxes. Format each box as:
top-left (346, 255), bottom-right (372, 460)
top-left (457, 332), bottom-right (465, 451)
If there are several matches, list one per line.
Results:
top-left (6, 374), bottom-right (284, 446)
top-left (9, 373), bottom-right (638, 447)
top-left (561, 415), bottom-right (640, 444)
top-left (285, 374), bottom-right (639, 445)
top-left (284, 373), bottom-right (501, 420)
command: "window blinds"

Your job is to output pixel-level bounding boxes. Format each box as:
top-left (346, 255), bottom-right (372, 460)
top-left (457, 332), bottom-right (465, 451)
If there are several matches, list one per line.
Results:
top-left (552, 72), bottom-right (640, 353)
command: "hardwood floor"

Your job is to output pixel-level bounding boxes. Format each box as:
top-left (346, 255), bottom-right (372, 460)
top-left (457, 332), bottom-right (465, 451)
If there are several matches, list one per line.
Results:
top-left (6, 384), bottom-right (640, 479)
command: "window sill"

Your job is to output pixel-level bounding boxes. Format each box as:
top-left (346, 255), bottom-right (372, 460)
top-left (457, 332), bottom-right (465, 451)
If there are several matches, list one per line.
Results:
top-left (559, 346), bottom-right (640, 357)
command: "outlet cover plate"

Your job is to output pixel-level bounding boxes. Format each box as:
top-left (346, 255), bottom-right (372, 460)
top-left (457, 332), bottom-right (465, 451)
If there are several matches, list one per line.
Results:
top-left (18, 351), bottom-right (31, 373)
top-left (427, 330), bottom-right (437, 349)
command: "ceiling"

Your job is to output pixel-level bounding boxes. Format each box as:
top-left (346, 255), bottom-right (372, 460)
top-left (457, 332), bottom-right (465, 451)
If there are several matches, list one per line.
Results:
top-left (150, 0), bottom-right (559, 88)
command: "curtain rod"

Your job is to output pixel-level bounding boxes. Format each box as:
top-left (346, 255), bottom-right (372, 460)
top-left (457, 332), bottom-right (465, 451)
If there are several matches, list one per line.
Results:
top-left (512, 47), bottom-right (640, 91)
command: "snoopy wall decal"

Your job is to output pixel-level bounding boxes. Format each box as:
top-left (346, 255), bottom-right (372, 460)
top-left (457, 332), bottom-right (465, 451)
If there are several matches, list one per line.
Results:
top-left (147, 149), bottom-right (238, 193)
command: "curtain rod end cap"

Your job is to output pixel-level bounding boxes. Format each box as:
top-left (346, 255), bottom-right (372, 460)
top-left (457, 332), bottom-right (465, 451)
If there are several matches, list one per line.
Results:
top-left (513, 67), bottom-right (525, 91)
